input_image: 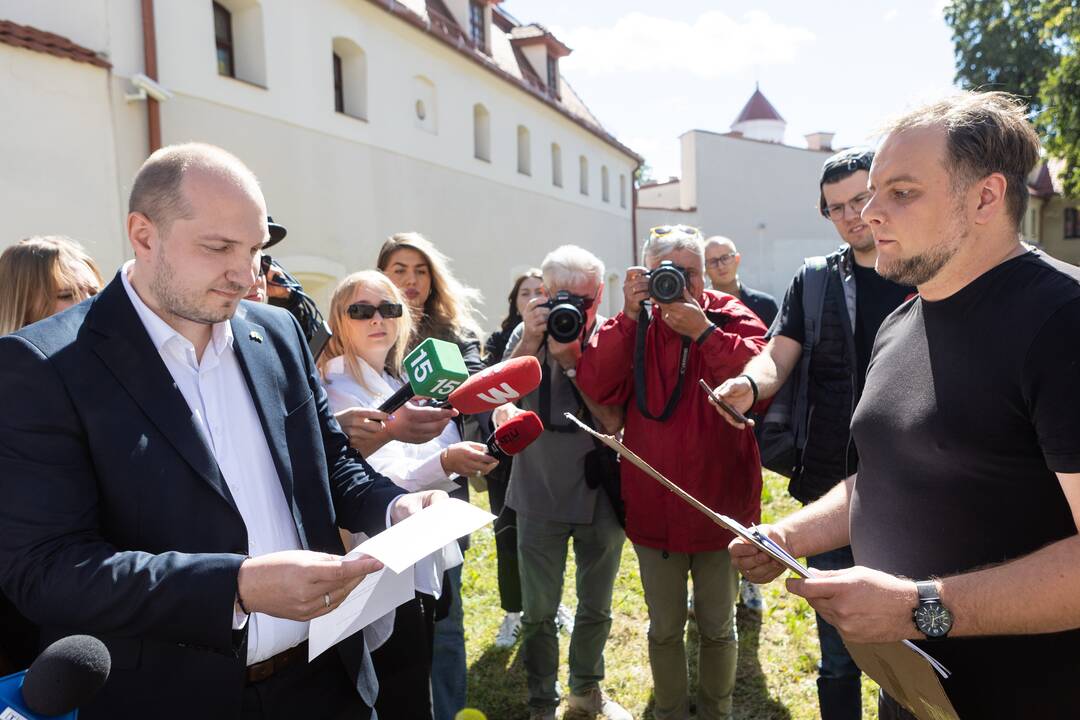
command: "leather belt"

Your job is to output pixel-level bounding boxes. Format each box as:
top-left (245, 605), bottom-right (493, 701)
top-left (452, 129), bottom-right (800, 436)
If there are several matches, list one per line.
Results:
top-left (246, 641), bottom-right (308, 684)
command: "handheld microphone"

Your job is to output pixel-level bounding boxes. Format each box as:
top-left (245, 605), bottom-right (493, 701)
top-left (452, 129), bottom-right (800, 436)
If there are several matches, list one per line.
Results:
top-left (485, 411), bottom-right (543, 458)
top-left (445, 356), bottom-right (543, 414)
top-left (0, 635), bottom-right (111, 719)
top-left (379, 338), bottom-right (470, 413)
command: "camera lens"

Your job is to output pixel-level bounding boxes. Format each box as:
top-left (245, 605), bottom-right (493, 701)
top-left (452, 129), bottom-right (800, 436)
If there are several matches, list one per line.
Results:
top-left (547, 304), bottom-right (585, 343)
top-left (649, 266), bottom-right (686, 304)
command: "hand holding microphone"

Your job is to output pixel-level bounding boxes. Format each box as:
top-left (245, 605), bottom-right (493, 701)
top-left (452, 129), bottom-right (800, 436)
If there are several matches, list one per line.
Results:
top-left (441, 442), bottom-right (500, 476)
top-left (379, 338), bottom-right (470, 413)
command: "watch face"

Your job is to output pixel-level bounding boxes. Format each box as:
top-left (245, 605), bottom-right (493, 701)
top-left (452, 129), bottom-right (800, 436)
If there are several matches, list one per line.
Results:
top-left (914, 603), bottom-right (953, 638)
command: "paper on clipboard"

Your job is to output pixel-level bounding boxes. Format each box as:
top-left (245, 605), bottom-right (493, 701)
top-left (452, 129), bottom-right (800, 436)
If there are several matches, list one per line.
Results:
top-left (563, 412), bottom-right (957, 716)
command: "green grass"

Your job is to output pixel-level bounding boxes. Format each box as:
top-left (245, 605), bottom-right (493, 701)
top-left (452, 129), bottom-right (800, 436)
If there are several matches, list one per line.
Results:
top-left (462, 471), bottom-right (880, 719)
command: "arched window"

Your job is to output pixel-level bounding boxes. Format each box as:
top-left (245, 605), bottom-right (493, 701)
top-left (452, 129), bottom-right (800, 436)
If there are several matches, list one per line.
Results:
top-left (473, 104), bottom-right (491, 162)
top-left (601, 165), bottom-right (610, 203)
top-left (551, 143), bottom-right (562, 187)
top-left (619, 174), bottom-right (627, 208)
top-left (517, 125), bottom-right (531, 176)
top-left (212, 0), bottom-right (267, 86)
top-left (579, 155), bottom-right (589, 196)
top-left (331, 38), bottom-right (367, 120)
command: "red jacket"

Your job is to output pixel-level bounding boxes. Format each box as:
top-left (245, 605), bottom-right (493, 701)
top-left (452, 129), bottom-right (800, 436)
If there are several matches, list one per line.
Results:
top-left (576, 290), bottom-right (767, 553)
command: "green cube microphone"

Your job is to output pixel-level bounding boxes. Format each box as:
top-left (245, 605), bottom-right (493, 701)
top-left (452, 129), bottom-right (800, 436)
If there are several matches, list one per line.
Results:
top-left (378, 338), bottom-right (469, 413)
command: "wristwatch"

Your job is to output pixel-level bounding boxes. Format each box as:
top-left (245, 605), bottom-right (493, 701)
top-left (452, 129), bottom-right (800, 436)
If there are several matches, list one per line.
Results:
top-left (912, 580), bottom-right (953, 640)
top-left (563, 366), bottom-right (577, 379)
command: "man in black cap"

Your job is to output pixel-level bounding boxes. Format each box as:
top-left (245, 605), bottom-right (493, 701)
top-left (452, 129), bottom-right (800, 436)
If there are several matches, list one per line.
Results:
top-left (245, 217), bottom-right (287, 304)
top-left (713, 147), bottom-right (913, 720)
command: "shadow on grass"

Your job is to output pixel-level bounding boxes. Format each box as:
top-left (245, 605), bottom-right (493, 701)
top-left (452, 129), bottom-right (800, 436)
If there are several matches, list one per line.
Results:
top-left (467, 642), bottom-right (531, 720)
top-left (640, 606), bottom-right (793, 720)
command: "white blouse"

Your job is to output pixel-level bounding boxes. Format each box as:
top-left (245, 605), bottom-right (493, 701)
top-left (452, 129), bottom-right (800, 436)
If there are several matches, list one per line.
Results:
top-left (321, 355), bottom-right (463, 650)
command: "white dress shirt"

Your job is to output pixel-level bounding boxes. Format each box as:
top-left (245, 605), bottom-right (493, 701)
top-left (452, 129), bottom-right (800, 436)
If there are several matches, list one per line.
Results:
top-left (121, 262), bottom-right (307, 664)
top-left (322, 355), bottom-right (463, 650)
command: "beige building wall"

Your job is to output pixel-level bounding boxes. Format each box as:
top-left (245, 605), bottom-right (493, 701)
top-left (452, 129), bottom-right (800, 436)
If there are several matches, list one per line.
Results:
top-left (1039, 197), bottom-right (1080, 265)
top-left (636, 130), bottom-right (838, 298)
top-left (1, 0), bottom-right (637, 325)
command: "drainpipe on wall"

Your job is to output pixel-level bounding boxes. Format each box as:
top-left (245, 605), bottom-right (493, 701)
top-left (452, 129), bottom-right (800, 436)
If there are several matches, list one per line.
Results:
top-left (631, 161), bottom-right (641, 266)
top-left (141, 0), bottom-right (161, 154)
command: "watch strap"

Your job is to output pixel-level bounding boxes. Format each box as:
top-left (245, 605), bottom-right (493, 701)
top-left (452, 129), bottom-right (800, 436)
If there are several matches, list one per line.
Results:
top-left (916, 579), bottom-right (941, 603)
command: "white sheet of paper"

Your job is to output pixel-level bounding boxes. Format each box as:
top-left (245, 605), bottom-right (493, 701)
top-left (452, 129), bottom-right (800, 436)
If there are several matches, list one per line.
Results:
top-left (308, 566), bottom-right (415, 661)
top-left (349, 498), bottom-right (495, 573)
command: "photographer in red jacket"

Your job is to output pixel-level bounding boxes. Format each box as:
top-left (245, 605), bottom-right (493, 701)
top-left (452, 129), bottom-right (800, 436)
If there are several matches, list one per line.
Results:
top-left (576, 225), bottom-right (767, 720)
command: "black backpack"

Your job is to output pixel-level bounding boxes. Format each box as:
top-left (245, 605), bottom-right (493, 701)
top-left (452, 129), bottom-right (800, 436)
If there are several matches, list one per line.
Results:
top-left (757, 257), bottom-right (830, 478)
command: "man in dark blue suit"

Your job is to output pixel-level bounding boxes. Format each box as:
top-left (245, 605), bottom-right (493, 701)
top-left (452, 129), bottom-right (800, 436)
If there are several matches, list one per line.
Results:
top-left (0, 143), bottom-right (441, 719)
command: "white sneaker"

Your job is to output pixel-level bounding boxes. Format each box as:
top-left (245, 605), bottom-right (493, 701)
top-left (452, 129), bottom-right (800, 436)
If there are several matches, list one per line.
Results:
top-left (739, 577), bottom-right (765, 612)
top-left (566, 687), bottom-right (632, 720)
top-left (555, 603), bottom-right (575, 636)
top-left (495, 611), bottom-right (522, 648)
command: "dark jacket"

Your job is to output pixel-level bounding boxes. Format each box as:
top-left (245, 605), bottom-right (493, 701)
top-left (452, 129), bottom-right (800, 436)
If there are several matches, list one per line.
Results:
top-left (738, 284), bottom-right (779, 329)
top-left (0, 275), bottom-right (404, 719)
top-left (577, 291), bottom-right (767, 553)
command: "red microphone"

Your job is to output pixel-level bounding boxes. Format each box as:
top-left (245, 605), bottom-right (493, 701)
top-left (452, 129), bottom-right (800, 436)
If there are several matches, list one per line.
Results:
top-left (486, 411), bottom-right (544, 457)
top-left (447, 356), bottom-right (543, 414)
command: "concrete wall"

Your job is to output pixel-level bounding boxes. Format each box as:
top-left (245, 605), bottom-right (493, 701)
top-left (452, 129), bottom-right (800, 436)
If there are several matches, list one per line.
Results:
top-left (638, 181), bottom-right (681, 210)
top-left (0, 0), bottom-right (637, 326)
top-left (637, 130), bottom-right (838, 299)
top-left (1039, 197), bottom-right (1080, 266)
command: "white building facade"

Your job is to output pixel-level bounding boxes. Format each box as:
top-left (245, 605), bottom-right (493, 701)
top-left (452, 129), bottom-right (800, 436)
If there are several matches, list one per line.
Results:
top-left (637, 87), bottom-right (839, 299)
top-left (0, 0), bottom-right (639, 322)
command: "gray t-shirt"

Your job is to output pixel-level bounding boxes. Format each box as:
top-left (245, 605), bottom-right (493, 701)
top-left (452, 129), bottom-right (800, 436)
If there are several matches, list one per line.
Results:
top-left (503, 319), bottom-right (604, 524)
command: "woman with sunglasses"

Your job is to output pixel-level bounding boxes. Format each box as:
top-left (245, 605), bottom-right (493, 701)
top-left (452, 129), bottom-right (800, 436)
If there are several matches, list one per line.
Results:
top-left (377, 232), bottom-right (486, 720)
top-left (319, 270), bottom-right (498, 720)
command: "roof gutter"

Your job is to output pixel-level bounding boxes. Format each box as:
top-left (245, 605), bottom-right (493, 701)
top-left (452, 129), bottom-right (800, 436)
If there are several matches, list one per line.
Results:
top-left (140, 0), bottom-right (161, 154)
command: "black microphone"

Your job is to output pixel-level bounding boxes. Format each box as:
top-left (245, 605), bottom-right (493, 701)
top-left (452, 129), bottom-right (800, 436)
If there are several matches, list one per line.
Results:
top-left (0, 635), bottom-right (111, 718)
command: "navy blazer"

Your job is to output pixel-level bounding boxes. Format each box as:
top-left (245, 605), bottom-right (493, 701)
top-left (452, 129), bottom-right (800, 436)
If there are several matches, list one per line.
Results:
top-left (0, 274), bottom-right (405, 719)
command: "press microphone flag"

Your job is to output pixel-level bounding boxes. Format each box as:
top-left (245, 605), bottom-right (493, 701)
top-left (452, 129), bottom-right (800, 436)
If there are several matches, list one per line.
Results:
top-left (0, 635), bottom-right (111, 719)
top-left (486, 411), bottom-right (543, 457)
top-left (378, 338), bottom-right (470, 413)
top-left (446, 356), bottom-right (542, 414)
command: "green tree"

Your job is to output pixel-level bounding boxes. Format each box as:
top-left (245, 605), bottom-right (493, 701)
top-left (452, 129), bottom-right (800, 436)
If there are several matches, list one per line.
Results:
top-left (944, 0), bottom-right (1080, 196)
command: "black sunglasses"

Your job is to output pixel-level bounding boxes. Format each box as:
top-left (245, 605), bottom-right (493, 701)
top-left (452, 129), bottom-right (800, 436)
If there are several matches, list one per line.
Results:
top-left (347, 302), bottom-right (404, 320)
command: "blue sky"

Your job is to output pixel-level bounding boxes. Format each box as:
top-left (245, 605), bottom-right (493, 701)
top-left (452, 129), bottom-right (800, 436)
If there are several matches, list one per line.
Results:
top-left (502, 0), bottom-right (959, 180)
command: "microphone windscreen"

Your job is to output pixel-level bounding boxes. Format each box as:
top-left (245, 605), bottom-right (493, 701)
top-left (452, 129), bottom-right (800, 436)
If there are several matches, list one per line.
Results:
top-left (447, 356), bottom-right (542, 414)
top-left (22, 635), bottom-right (111, 716)
top-left (493, 411), bottom-right (544, 455)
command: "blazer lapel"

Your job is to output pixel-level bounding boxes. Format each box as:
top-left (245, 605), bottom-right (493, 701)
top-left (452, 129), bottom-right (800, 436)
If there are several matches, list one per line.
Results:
top-left (87, 276), bottom-right (240, 515)
top-left (230, 311), bottom-right (306, 549)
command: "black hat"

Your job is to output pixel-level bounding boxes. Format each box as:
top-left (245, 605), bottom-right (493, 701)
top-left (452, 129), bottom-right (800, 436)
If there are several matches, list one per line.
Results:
top-left (265, 216), bottom-right (287, 249)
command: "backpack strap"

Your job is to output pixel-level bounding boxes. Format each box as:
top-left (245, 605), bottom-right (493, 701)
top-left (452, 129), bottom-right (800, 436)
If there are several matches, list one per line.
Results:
top-left (792, 256), bottom-right (829, 451)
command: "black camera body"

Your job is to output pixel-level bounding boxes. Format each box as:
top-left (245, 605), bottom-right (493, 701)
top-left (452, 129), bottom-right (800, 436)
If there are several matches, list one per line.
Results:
top-left (542, 291), bottom-right (588, 343)
top-left (645, 261), bottom-right (690, 304)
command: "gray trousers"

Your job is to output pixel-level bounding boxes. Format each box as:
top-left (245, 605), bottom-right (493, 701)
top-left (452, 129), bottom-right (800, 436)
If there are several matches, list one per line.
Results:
top-left (634, 545), bottom-right (739, 720)
top-left (516, 495), bottom-right (625, 710)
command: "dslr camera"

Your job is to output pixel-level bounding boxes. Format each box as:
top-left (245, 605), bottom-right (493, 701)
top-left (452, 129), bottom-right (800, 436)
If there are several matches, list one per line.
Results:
top-left (542, 291), bottom-right (588, 343)
top-left (645, 261), bottom-right (690, 304)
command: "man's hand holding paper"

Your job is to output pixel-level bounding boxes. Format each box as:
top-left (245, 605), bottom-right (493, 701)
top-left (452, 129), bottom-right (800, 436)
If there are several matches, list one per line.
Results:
top-left (786, 566), bottom-right (920, 644)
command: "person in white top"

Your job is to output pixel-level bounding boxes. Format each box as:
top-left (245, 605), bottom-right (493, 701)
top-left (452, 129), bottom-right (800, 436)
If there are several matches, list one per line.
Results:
top-left (319, 270), bottom-right (498, 719)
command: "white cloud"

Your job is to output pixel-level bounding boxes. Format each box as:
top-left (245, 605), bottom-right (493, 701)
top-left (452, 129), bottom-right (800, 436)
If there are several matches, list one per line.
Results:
top-left (884, 8), bottom-right (900, 22)
top-left (555, 10), bottom-right (815, 79)
top-left (930, 0), bottom-right (950, 19)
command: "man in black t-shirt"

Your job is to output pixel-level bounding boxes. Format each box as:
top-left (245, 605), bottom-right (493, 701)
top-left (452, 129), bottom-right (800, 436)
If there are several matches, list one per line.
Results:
top-left (726, 92), bottom-right (1080, 720)
top-left (715, 147), bottom-right (912, 720)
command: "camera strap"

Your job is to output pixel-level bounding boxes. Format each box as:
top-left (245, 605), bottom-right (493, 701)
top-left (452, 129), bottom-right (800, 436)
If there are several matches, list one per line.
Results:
top-left (634, 305), bottom-right (690, 422)
top-left (537, 331), bottom-right (591, 433)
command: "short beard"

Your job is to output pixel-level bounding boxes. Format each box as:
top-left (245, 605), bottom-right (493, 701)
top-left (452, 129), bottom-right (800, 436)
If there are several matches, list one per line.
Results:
top-left (150, 248), bottom-right (239, 326)
top-left (848, 229), bottom-right (876, 254)
top-left (877, 243), bottom-right (957, 286)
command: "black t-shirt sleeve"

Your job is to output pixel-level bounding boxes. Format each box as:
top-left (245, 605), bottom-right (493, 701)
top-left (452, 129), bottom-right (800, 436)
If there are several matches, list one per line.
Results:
top-left (768, 270), bottom-right (806, 344)
top-left (1023, 296), bottom-right (1080, 473)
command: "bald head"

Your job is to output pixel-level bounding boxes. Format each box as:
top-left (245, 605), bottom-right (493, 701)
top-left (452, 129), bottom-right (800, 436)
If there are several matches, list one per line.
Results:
top-left (129, 142), bottom-right (265, 235)
top-left (705, 236), bottom-right (737, 254)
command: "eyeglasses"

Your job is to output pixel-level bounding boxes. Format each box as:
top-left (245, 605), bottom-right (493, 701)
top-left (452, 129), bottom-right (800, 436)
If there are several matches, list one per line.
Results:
top-left (706, 252), bottom-right (738, 269)
top-left (824, 191), bottom-right (871, 220)
top-left (649, 224), bottom-right (702, 240)
top-left (347, 302), bottom-right (404, 320)
top-left (258, 254), bottom-right (273, 277)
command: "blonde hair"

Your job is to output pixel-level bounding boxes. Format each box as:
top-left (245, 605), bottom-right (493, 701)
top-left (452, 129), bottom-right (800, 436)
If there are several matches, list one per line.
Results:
top-left (0, 236), bottom-right (103, 334)
top-left (377, 232), bottom-right (483, 349)
top-left (319, 271), bottom-right (413, 393)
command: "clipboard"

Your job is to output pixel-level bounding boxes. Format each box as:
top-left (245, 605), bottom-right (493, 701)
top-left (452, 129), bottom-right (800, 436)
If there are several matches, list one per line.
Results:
top-left (562, 412), bottom-right (959, 720)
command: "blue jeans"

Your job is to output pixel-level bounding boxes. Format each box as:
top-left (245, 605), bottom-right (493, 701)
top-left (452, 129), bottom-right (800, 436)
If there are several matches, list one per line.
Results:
top-left (432, 564), bottom-right (466, 720)
top-left (807, 546), bottom-right (862, 720)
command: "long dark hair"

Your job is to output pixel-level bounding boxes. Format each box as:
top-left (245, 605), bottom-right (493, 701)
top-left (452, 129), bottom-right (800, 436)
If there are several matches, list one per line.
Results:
top-left (501, 269), bottom-right (543, 334)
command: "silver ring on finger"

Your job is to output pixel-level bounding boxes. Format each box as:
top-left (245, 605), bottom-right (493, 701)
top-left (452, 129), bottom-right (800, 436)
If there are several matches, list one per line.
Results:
top-left (324, 592), bottom-right (331, 609)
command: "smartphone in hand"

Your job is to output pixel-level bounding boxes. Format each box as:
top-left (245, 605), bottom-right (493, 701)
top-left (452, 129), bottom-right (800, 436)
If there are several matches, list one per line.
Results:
top-left (698, 378), bottom-right (751, 426)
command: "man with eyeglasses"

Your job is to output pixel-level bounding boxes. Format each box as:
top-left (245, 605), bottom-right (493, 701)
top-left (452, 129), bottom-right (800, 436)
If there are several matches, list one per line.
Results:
top-left (704, 236), bottom-right (778, 328)
top-left (712, 147), bottom-right (912, 720)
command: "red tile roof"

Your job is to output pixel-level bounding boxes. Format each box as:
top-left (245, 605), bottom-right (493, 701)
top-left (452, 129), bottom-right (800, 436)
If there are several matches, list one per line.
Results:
top-left (0, 19), bottom-right (110, 69)
top-left (733, 86), bottom-right (784, 124)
